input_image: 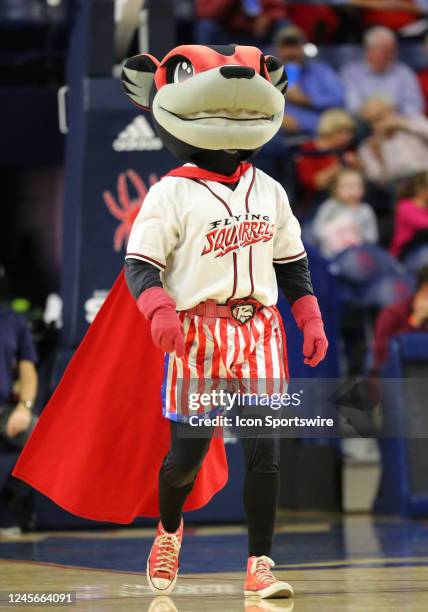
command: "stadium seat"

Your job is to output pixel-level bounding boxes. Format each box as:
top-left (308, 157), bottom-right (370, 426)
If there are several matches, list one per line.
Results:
top-left (329, 245), bottom-right (403, 286)
top-left (375, 333), bottom-right (428, 516)
top-left (404, 243), bottom-right (428, 276)
top-left (360, 273), bottom-right (415, 308)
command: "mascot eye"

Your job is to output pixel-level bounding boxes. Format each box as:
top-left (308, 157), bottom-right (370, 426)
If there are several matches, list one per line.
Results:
top-left (173, 61), bottom-right (194, 83)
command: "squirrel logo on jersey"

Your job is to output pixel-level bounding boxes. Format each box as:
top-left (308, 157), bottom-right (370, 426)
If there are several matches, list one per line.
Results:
top-left (202, 215), bottom-right (275, 257)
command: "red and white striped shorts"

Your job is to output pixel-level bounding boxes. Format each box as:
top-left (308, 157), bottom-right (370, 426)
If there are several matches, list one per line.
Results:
top-left (161, 306), bottom-right (289, 422)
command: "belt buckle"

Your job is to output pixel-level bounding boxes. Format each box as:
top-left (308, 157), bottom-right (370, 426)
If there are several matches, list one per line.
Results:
top-left (229, 298), bottom-right (258, 325)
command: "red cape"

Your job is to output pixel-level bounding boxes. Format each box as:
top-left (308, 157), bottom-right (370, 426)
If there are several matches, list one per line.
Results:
top-left (13, 271), bottom-right (228, 523)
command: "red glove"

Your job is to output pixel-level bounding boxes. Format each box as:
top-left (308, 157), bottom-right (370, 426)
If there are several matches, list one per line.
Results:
top-left (291, 295), bottom-right (328, 367)
top-left (137, 287), bottom-right (185, 357)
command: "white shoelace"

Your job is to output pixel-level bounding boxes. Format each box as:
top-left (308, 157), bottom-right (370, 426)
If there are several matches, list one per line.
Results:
top-left (251, 555), bottom-right (276, 585)
top-left (153, 533), bottom-right (181, 575)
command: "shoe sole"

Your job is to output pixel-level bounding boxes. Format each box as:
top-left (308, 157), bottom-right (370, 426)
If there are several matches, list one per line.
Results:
top-left (244, 582), bottom-right (294, 599)
top-left (146, 559), bottom-right (179, 595)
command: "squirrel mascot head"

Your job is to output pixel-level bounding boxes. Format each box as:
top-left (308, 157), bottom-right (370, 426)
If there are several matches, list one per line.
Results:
top-left (121, 44), bottom-right (288, 169)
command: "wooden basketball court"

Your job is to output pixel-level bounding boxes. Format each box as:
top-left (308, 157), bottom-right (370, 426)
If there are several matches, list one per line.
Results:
top-left (1, 514), bottom-right (428, 611)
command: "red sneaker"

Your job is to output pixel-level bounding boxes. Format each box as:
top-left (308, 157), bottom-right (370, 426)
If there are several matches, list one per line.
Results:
top-left (244, 556), bottom-right (294, 599)
top-left (146, 520), bottom-right (183, 594)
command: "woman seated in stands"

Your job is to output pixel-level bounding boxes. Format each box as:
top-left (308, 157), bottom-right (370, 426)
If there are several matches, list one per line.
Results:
top-left (373, 265), bottom-right (428, 372)
top-left (390, 172), bottom-right (428, 259)
top-left (358, 95), bottom-right (428, 187)
top-left (295, 109), bottom-right (359, 212)
top-left (417, 34), bottom-right (428, 116)
top-left (312, 168), bottom-right (379, 258)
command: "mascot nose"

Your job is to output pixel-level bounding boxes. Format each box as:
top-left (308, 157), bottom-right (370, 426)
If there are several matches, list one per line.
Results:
top-left (219, 66), bottom-right (256, 79)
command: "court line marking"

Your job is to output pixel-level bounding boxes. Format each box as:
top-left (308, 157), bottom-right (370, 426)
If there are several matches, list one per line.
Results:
top-left (276, 556), bottom-right (428, 571)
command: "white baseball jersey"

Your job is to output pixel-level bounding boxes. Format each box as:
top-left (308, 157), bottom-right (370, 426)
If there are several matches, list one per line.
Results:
top-left (126, 165), bottom-right (306, 310)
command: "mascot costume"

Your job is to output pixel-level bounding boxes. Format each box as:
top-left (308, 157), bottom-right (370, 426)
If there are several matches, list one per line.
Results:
top-left (13, 45), bottom-right (328, 599)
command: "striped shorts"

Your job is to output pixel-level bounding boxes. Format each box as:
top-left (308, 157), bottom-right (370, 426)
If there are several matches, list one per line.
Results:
top-left (162, 306), bottom-right (288, 422)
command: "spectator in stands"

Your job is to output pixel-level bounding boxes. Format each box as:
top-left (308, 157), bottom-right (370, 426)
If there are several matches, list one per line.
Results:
top-left (295, 109), bottom-right (358, 209)
top-left (341, 27), bottom-right (424, 116)
top-left (373, 264), bottom-right (428, 371)
top-left (390, 172), bottom-right (428, 258)
top-left (275, 25), bottom-right (345, 135)
top-left (0, 267), bottom-right (38, 533)
top-left (417, 34), bottom-right (428, 116)
top-left (195, 0), bottom-right (288, 46)
top-left (312, 168), bottom-right (378, 258)
top-left (358, 95), bottom-right (428, 186)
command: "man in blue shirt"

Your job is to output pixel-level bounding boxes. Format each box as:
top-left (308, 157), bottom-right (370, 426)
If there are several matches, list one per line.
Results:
top-left (0, 270), bottom-right (38, 533)
top-left (0, 305), bottom-right (37, 439)
top-left (341, 26), bottom-right (424, 117)
top-left (274, 25), bottom-right (345, 135)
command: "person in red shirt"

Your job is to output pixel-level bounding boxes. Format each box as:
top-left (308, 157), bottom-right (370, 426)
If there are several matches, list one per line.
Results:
top-left (195, 0), bottom-right (288, 46)
top-left (418, 68), bottom-right (428, 115)
top-left (294, 109), bottom-right (358, 212)
top-left (417, 35), bottom-right (428, 116)
top-left (373, 265), bottom-right (428, 371)
top-left (390, 172), bottom-right (428, 258)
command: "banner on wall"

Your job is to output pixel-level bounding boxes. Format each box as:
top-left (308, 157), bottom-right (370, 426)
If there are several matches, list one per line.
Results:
top-left (61, 78), bottom-right (176, 347)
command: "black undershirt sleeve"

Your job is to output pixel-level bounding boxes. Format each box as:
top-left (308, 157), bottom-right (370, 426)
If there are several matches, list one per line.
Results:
top-left (124, 256), bottom-right (313, 306)
top-left (274, 256), bottom-right (313, 306)
top-left (124, 258), bottom-right (162, 300)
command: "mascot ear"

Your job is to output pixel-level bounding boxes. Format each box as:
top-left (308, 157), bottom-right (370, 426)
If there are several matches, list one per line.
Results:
top-left (121, 54), bottom-right (160, 110)
top-left (265, 55), bottom-right (288, 95)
